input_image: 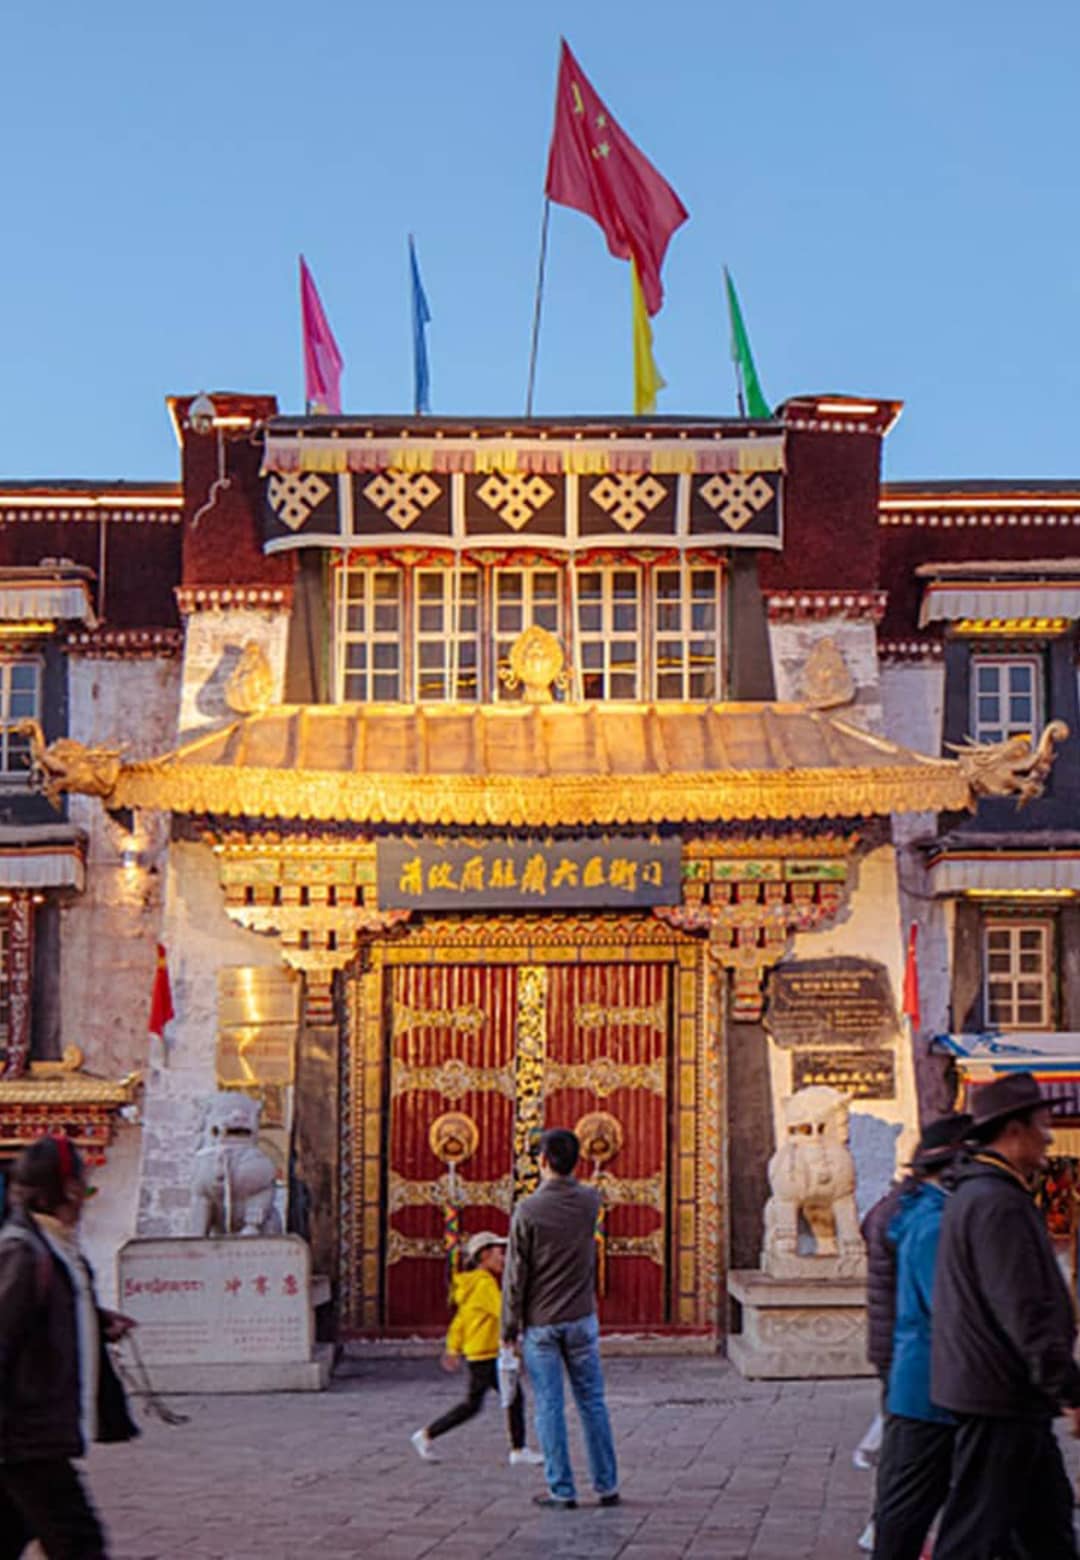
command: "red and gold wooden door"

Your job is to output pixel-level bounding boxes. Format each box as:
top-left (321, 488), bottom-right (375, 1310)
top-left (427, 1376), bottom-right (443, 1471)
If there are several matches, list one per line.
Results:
top-left (544, 963), bottom-right (669, 1326)
top-left (385, 964), bottom-right (516, 1329)
top-left (384, 959), bottom-right (671, 1331)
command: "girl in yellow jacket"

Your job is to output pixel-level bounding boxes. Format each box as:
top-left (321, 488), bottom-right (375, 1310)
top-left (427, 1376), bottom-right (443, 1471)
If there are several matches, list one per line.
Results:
top-left (410, 1231), bottom-right (543, 1466)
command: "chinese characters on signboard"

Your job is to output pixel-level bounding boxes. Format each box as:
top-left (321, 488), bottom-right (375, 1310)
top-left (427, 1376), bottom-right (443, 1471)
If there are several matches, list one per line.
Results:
top-left (791, 1051), bottom-right (897, 1100)
top-left (377, 836), bottom-right (682, 911)
top-left (117, 1237), bottom-right (312, 1366)
top-left (764, 958), bottom-right (900, 1051)
top-left (765, 958), bottom-right (901, 1101)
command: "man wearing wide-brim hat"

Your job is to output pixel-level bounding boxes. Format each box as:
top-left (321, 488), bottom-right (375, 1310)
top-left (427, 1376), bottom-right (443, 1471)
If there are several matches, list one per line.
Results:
top-left (930, 1071), bottom-right (1080, 1559)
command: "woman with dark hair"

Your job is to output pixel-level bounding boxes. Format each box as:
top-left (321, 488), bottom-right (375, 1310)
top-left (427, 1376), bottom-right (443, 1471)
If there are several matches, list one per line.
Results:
top-left (0, 1135), bottom-right (138, 1559)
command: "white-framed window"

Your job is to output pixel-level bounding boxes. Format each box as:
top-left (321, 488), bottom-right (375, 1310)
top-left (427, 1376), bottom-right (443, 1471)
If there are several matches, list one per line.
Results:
top-left (494, 568), bottom-right (563, 700)
top-left (576, 567), bottom-right (642, 700)
top-left (0, 661), bottom-right (40, 778)
top-left (653, 566), bottom-right (723, 700)
top-left (984, 919), bottom-right (1054, 1030)
top-left (334, 566), bottom-right (404, 702)
top-left (971, 655), bottom-right (1041, 745)
top-left (414, 567), bottom-right (480, 702)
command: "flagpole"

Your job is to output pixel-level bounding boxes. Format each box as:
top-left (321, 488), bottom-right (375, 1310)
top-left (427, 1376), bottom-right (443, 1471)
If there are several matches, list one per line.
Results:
top-left (525, 199), bottom-right (552, 417)
top-left (409, 233), bottom-right (420, 417)
top-left (723, 266), bottom-right (747, 417)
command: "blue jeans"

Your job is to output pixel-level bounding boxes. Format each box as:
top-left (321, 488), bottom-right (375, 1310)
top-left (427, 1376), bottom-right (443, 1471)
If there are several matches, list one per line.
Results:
top-left (522, 1312), bottom-right (618, 1501)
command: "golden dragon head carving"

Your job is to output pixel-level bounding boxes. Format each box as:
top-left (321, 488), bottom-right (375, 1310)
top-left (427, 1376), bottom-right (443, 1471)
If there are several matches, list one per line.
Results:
top-left (949, 719), bottom-right (1070, 808)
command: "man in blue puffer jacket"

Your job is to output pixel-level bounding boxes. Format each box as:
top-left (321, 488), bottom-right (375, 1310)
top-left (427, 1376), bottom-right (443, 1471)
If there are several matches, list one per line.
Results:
top-left (871, 1112), bottom-right (972, 1560)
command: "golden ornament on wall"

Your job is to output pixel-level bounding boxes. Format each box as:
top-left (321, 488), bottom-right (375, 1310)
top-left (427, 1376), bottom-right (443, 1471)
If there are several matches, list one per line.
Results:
top-left (801, 638), bottom-right (855, 710)
top-left (225, 641), bottom-right (275, 716)
top-left (499, 625), bottom-right (572, 704)
top-left (575, 1110), bottom-right (624, 1167)
top-left (429, 1111), bottom-right (479, 1167)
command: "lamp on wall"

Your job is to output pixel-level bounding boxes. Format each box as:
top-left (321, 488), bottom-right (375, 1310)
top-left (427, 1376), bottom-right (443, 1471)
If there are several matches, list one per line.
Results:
top-left (187, 393), bottom-right (237, 530)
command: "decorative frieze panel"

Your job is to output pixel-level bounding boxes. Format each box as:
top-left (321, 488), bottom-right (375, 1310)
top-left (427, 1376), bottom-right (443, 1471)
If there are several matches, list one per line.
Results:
top-left (656, 842), bottom-right (853, 1022)
top-left (216, 840), bottom-right (410, 974)
top-left (262, 463), bottom-right (783, 554)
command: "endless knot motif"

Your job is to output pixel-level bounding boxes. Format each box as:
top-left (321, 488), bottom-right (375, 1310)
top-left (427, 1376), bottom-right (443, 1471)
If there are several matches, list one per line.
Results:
top-left (588, 474), bottom-right (666, 532)
top-left (698, 472), bottom-right (774, 531)
top-left (267, 472), bottom-right (331, 531)
top-left (364, 469), bottom-right (441, 529)
top-left (476, 471), bottom-right (555, 530)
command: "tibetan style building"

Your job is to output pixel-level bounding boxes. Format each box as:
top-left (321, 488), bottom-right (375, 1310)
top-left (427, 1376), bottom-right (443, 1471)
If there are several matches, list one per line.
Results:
top-left (877, 483), bottom-right (1080, 1255)
top-left (9, 396), bottom-right (1047, 1339)
top-left (0, 481), bottom-right (180, 1274)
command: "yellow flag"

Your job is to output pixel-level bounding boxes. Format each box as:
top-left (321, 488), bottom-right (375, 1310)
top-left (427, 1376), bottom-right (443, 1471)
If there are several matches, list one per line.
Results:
top-left (631, 256), bottom-right (666, 415)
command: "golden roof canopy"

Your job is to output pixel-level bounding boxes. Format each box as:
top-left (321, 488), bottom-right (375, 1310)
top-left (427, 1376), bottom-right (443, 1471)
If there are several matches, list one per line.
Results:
top-left (93, 701), bottom-right (976, 827)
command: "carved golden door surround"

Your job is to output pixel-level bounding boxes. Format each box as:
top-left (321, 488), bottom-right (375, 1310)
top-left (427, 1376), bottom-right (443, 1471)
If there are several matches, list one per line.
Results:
top-left (340, 914), bottom-right (724, 1337)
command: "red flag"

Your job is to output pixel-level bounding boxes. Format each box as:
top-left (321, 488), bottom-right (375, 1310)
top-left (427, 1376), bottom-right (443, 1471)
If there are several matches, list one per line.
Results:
top-left (148, 943), bottom-right (175, 1040)
top-left (902, 923), bottom-right (921, 1032)
top-left (545, 40), bottom-right (688, 316)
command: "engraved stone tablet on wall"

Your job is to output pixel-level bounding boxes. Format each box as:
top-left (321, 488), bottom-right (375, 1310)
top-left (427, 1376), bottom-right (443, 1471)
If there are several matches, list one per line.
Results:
top-left (764, 958), bottom-right (900, 1051)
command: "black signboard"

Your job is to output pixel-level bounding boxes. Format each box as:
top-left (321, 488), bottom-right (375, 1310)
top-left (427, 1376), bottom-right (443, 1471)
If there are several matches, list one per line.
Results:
top-left (765, 957), bottom-right (900, 1050)
top-left (792, 1050), bottom-right (897, 1101)
top-left (377, 836), bottom-right (682, 912)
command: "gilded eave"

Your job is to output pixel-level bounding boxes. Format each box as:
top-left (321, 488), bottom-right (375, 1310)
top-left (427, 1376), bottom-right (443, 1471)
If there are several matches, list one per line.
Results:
top-left (0, 1071), bottom-right (140, 1107)
top-left (103, 701), bottom-right (972, 826)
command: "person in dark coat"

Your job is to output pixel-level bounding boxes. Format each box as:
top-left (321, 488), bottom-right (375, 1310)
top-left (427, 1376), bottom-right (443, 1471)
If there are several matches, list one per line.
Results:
top-left (870, 1112), bottom-right (972, 1560)
top-left (931, 1071), bottom-right (1080, 1560)
top-left (860, 1115), bottom-right (973, 1384)
top-left (0, 1136), bottom-right (138, 1560)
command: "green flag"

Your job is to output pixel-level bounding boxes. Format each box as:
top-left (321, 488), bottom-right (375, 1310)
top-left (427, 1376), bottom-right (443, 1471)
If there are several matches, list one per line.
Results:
top-left (724, 267), bottom-right (771, 419)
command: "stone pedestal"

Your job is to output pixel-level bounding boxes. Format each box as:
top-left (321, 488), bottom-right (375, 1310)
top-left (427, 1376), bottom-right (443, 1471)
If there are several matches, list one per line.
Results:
top-left (118, 1235), bottom-right (331, 1392)
top-left (727, 1269), bottom-right (874, 1380)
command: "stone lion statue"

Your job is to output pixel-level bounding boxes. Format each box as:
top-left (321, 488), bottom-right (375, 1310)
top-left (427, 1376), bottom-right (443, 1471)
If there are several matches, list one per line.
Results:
top-left (762, 1084), bottom-right (865, 1279)
top-left (191, 1092), bottom-right (282, 1238)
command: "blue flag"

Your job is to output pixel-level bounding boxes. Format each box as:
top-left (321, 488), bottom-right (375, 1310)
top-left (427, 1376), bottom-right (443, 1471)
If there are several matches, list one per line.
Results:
top-left (409, 235), bottom-right (432, 415)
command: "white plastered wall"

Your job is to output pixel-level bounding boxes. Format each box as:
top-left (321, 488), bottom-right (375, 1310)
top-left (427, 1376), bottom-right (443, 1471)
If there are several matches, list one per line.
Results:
top-left (766, 844), bottom-right (920, 1218)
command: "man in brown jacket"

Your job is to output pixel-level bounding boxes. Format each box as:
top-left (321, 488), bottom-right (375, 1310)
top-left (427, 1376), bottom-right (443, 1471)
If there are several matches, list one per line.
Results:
top-left (0, 1136), bottom-right (137, 1559)
top-left (501, 1127), bottom-right (618, 1510)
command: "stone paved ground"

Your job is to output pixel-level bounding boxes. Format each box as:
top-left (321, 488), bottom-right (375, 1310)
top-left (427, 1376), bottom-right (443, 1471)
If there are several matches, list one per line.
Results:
top-left (79, 1356), bottom-right (1079, 1560)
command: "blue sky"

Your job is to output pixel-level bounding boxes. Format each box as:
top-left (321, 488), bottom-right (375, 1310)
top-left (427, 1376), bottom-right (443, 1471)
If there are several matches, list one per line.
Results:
top-left (2, 0), bottom-right (1076, 481)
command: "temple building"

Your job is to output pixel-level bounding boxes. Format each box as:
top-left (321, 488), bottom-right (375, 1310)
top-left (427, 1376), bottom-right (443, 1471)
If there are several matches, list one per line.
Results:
top-left (10, 390), bottom-right (1042, 1343)
top-left (0, 481), bottom-right (180, 1274)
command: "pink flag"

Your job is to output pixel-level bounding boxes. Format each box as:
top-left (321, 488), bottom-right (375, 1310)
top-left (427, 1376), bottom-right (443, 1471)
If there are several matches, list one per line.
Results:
top-left (299, 256), bottom-right (344, 414)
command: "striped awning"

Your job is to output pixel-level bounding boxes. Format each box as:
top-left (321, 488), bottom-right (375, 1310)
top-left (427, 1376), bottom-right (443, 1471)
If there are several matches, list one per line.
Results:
top-left (928, 852), bottom-right (1080, 896)
top-left (919, 580), bottom-right (1080, 627)
top-left (933, 1031), bottom-right (1080, 1082)
top-left (0, 827), bottom-right (86, 891)
top-left (0, 578), bottom-right (96, 625)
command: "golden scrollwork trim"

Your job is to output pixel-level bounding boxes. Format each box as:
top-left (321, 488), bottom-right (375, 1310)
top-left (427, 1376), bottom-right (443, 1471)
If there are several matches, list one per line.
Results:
top-left (546, 1058), bottom-right (665, 1098)
top-left (575, 1002), bottom-right (666, 1031)
top-left (593, 1174), bottom-right (664, 1212)
top-left (607, 1231), bottom-right (665, 1266)
top-left (390, 1058), bottom-right (514, 1102)
top-left (387, 1172), bottom-right (514, 1214)
top-left (386, 1231), bottom-right (446, 1266)
top-left (393, 1002), bottom-right (487, 1037)
top-left (512, 966), bottom-right (547, 1199)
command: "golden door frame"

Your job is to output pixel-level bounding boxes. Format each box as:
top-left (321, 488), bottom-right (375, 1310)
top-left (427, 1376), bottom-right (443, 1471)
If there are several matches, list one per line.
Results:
top-left (340, 912), bottom-right (726, 1336)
